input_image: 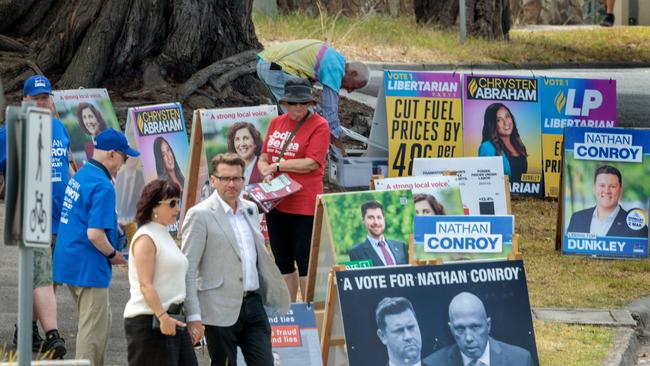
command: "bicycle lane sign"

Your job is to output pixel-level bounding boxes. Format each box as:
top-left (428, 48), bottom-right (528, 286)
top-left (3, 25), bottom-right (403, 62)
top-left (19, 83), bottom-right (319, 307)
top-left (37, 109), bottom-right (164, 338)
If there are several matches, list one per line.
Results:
top-left (22, 107), bottom-right (52, 247)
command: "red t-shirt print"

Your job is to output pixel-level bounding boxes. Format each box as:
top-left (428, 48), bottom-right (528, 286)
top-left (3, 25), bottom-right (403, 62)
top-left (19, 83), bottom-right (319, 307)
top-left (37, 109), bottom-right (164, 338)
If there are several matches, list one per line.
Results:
top-left (262, 112), bottom-right (330, 216)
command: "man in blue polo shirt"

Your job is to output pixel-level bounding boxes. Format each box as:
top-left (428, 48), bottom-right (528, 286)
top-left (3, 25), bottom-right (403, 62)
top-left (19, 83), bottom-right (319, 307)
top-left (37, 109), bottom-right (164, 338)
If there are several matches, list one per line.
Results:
top-left (8, 75), bottom-right (74, 358)
top-left (53, 128), bottom-right (139, 366)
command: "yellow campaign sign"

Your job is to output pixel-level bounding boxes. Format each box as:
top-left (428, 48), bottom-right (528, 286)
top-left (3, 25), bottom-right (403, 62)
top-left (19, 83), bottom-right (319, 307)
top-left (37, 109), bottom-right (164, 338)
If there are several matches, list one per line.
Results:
top-left (384, 71), bottom-right (463, 177)
top-left (542, 134), bottom-right (563, 197)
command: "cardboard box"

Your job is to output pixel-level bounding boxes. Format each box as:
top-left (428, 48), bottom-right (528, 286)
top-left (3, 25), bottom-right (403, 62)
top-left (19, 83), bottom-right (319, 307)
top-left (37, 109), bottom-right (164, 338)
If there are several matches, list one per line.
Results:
top-left (328, 148), bottom-right (388, 188)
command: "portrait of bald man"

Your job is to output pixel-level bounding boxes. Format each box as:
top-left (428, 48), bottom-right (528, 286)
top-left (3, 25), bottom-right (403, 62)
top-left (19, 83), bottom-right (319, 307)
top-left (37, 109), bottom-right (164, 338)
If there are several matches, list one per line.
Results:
top-left (423, 292), bottom-right (534, 366)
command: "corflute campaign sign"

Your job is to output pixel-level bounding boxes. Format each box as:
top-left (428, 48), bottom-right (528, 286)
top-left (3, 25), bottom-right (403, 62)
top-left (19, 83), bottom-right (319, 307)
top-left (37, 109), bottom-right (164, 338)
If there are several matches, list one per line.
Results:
top-left (385, 70), bottom-right (463, 176)
top-left (237, 303), bottom-right (322, 366)
top-left (413, 156), bottom-right (509, 215)
top-left (540, 77), bottom-right (616, 198)
top-left (336, 260), bottom-right (538, 366)
top-left (562, 127), bottom-right (649, 258)
top-left (463, 75), bottom-right (543, 197)
top-left (130, 103), bottom-right (189, 234)
top-left (374, 175), bottom-right (465, 216)
top-left (414, 215), bottom-right (514, 262)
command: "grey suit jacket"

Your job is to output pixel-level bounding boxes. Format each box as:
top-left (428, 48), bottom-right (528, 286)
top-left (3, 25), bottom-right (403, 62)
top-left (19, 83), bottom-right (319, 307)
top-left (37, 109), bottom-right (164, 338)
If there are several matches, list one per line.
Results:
top-left (182, 192), bottom-right (290, 327)
top-left (422, 337), bottom-right (534, 366)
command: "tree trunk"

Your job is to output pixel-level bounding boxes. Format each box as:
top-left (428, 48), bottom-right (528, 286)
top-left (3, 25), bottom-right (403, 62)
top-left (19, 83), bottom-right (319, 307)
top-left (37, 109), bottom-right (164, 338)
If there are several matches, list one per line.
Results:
top-left (413, 0), bottom-right (509, 39)
top-left (0, 0), bottom-right (268, 109)
top-left (466, 0), bottom-right (510, 39)
top-left (510, 0), bottom-right (583, 25)
top-left (413, 0), bottom-right (459, 27)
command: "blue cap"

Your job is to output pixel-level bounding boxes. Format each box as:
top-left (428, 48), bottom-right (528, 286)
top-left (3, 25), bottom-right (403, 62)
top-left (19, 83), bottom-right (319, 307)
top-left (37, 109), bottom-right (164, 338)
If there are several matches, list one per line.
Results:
top-left (94, 128), bottom-right (140, 157)
top-left (23, 75), bottom-right (53, 97)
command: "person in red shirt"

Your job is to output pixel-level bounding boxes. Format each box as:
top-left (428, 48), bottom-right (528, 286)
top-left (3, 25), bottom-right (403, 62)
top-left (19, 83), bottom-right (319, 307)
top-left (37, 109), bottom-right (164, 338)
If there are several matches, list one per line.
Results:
top-left (258, 78), bottom-right (330, 301)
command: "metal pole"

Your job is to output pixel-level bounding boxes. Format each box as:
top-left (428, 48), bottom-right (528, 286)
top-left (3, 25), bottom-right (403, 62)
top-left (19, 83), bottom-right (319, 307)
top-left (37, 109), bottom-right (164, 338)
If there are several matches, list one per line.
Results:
top-left (459, 0), bottom-right (467, 43)
top-left (17, 246), bottom-right (34, 366)
top-left (591, 0), bottom-right (597, 24)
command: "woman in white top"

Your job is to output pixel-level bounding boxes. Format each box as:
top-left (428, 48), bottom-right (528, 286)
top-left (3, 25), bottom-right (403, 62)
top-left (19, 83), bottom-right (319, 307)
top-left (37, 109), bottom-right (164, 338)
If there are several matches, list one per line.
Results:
top-left (123, 179), bottom-right (198, 366)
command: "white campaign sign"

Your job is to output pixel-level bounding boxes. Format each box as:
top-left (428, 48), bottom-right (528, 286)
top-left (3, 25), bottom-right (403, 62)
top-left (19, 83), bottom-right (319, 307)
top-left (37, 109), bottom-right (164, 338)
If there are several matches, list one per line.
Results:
top-left (413, 156), bottom-right (508, 215)
top-left (22, 107), bottom-right (52, 247)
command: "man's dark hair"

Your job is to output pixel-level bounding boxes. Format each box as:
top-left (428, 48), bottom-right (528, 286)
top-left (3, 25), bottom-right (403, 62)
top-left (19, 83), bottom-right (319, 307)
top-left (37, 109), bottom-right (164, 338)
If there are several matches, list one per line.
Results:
top-left (594, 165), bottom-right (622, 185)
top-left (361, 200), bottom-right (384, 218)
top-left (375, 297), bottom-right (415, 331)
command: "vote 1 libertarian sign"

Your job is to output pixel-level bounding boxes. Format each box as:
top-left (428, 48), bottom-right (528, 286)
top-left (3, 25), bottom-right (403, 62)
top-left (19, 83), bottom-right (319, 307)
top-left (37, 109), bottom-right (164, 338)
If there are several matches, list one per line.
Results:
top-left (385, 70), bottom-right (463, 176)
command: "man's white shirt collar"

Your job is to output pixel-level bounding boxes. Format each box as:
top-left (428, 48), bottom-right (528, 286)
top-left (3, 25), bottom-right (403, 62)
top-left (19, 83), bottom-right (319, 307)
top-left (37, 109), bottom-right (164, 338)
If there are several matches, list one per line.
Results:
top-left (461, 342), bottom-right (490, 366)
top-left (590, 204), bottom-right (620, 236)
top-left (389, 361), bottom-right (421, 366)
top-left (215, 191), bottom-right (244, 215)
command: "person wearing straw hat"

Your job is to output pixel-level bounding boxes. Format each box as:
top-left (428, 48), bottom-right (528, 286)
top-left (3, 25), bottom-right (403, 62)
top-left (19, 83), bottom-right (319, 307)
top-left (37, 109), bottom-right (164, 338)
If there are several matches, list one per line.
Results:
top-left (258, 78), bottom-right (330, 301)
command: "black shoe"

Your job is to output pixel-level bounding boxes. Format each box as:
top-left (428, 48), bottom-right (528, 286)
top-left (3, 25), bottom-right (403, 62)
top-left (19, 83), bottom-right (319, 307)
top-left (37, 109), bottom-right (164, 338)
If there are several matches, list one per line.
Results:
top-left (12, 322), bottom-right (45, 352)
top-left (41, 329), bottom-right (66, 359)
top-left (600, 13), bottom-right (615, 27)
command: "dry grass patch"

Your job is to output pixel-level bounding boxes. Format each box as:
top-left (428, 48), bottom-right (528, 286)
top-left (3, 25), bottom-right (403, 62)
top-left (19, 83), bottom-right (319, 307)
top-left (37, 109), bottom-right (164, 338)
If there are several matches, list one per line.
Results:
top-left (534, 320), bottom-right (615, 365)
top-left (255, 13), bottom-right (650, 65)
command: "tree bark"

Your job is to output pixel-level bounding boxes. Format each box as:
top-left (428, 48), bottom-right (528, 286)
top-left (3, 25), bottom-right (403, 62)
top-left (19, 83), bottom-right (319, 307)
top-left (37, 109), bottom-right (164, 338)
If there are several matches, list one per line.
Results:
top-left (466, 0), bottom-right (510, 39)
top-left (0, 0), bottom-right (265, 107)
top-left (510, 0), bottom-right (582, 25)
top-left (277, 0), bottom-right (414, 17)
top-left (413, 0), bottom-right (458, 27)
top-left (413, 0), bottom-right (509, 39)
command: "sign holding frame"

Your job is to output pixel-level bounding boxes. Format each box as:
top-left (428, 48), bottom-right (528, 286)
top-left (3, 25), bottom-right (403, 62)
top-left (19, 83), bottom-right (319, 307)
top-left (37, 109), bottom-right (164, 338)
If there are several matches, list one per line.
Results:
top-left (305, 189), bottom-right (415, 304)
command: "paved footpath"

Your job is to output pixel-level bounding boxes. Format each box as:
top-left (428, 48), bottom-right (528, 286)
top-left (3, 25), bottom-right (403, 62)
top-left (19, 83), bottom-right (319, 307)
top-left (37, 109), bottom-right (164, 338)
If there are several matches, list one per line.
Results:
top-left (0, 202), bottom-right (645, 365)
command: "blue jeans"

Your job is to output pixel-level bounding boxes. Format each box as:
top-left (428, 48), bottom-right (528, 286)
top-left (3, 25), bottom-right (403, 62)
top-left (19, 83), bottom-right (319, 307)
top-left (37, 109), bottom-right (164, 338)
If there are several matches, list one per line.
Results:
top-left (256, 59), bottom-right (300, 114)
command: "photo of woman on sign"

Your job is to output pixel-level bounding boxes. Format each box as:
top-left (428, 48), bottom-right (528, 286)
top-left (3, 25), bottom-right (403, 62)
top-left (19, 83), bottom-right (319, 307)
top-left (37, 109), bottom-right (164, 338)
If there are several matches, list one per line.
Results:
top-left (226, 121), bottom-right (264, 185)
top-left (76, 102), bottom-right (108, 160)
top-left (153, 136), bottom-right (185, 194)
top-left (413, 193), bottom-right (446, 216)
top-left (478, 102), bottom-right (528, 182)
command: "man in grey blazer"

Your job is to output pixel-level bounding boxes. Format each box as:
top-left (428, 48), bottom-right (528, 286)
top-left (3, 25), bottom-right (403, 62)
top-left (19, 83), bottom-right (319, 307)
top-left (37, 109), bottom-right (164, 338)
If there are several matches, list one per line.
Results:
top-left (182, 153), bottom-right (290, 366)
top-left (423, 292), bottom-right (534, 366)
top-left (348, 200), bottom-right (409, 266)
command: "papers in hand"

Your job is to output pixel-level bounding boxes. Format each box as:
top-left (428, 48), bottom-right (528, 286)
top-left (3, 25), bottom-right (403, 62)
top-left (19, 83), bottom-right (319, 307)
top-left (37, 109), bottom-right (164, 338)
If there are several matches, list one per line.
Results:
top-left (245, 174), bottom-right (303, 213)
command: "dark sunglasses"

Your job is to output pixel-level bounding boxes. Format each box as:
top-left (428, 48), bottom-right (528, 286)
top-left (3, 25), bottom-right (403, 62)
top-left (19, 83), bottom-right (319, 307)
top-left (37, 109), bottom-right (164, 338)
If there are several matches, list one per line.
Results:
top-left (285, 101), bottom-right (309, 106)
top-left (116, 151), bottom-right (128, 162)
top-left (158, 199), bottom-right (180, 208)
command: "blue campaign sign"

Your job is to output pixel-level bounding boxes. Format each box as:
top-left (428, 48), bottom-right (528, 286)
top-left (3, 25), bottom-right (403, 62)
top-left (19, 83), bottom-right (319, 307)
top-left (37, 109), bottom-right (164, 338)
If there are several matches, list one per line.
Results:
top-left (336, 260), bottom-right (539, 366)
top-left (562, 127), bottom-right (650, 258)
top-left (414, 215), bottom-right (514, 262)
top-left (237, 303), bottom-right (322, 366)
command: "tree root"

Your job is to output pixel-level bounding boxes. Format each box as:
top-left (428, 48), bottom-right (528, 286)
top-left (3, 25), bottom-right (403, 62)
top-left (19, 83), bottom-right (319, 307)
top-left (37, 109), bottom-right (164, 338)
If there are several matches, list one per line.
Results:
top-left (176, 49), bottom-right (258, 101)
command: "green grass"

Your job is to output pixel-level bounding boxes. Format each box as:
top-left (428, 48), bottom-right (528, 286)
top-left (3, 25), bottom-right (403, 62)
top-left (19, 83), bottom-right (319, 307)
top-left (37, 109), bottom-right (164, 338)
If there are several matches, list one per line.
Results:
top-left (535, 320), bottom-right (616, 365)
top-left (513, 197), bottom-right (650, 308)
top-left (254, 12), bottom-right (650, 65)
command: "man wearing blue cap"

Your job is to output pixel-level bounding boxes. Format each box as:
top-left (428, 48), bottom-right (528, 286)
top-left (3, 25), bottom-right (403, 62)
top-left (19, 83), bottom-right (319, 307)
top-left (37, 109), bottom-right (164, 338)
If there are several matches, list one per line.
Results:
top-left (53, 128), bottom-right (139, 366)
top-left (8, 75), bottom-right (75, 358)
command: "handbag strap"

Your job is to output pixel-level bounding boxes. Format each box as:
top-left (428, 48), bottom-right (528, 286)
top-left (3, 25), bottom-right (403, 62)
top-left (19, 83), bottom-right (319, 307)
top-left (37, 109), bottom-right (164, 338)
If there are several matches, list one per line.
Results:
top-left (277, 111), bottom-right (310, 161)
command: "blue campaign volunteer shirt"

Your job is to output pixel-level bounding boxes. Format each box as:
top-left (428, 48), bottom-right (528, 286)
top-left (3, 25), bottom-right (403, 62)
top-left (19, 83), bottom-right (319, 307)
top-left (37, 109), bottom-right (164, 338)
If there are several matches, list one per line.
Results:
top-left (51, 118), bottom-right (70, 234)
top-left (53, 160), bottom-right (117, 288)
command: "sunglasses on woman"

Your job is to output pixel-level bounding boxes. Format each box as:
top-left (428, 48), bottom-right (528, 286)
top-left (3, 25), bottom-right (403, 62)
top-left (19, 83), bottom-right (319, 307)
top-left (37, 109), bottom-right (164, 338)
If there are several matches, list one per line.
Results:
top-left (285, 101), bottom-right (309, 106)
top-left (158, 198), bottom-right (180, 208)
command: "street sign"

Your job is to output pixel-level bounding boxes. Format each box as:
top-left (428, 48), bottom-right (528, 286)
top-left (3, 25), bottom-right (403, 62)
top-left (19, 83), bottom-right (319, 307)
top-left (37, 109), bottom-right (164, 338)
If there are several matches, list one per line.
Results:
top-left (22, 107), bottom-right (52, 247)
